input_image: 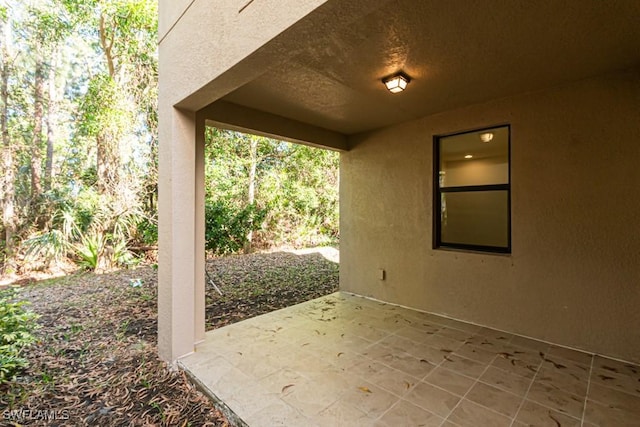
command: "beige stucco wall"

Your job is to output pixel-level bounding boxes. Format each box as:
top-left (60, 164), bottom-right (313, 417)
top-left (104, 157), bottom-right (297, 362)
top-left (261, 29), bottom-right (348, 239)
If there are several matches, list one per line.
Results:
top-left (159, 0), bottom-right (328, 110)
top-left (341, 68), bottom-right (640, 363)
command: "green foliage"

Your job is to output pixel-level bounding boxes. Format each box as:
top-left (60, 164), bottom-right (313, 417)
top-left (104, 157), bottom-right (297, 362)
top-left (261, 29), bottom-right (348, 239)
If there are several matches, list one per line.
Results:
top-left (73, 231), bottom-right (103, 270)
top-left (0, 0), bottom-right (158, 276)
top-left (204, 128), bottom-right (339, 252)
top-left (21, 189), bottom-right (144, 271)
top-left (23, 229), bottom-right (69, 265)
top-left (135, 216), bottom-right (157, 245)
top-left (78, 75), bottom-right (124, 138)
top-left (205, 200), bottom-right (267, 255)
top-left (0, 288), bottom-right (39, 383)
top-left (111, 238), bottom-right (137, 267)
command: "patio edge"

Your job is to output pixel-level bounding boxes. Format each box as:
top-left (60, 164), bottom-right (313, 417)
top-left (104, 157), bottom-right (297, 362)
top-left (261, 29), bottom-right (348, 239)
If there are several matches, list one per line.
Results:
top-left (178, 361), bottom-right (250, 427)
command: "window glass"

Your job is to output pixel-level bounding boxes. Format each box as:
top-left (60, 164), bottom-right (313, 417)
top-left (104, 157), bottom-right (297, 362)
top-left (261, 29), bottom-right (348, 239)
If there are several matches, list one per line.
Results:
top-left (435, 125), bottom-right (510, 253)
top-left (441, 191), bottom-right (509, 248)
top-left (439, 126), bottom-right (509, 187)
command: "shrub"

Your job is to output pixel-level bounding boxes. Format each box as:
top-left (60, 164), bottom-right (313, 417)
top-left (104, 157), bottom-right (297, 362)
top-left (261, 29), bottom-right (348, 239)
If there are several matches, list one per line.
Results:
top-left (74, 232), bottom-right (105, 270)
top-left (136, 217), bottom-right (158, 245)
top-left (205, 200), bottom-right (267, 255)
top-left (0, 288), bottom-right (39, 383)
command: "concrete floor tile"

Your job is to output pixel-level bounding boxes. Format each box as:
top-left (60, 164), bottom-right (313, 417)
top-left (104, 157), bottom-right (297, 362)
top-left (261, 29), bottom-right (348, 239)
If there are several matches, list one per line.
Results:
top-left (547, 345), bottom-right (593, 366)
top-left (514, 399), bottom-right (581, 427)
top-left (525, 381), bottom-right (585, 418)
top-left (465, 382), bottom-right (522, 418)
top-left (404, 381), bottom-right (461, 418)
top-left (280, 378), bottom-right (342, 417)
top-left (446, 399), bottom-right (511, 427)
top-left (243, 399), bottom-right (318, 427)
top-left (584, 398), bottom-right (640, 427)
top-left (479, 366), bottom-right (533, 396)
top-left (453, 342), bottom-right (499, 364)
top-left (375, 399), bottom-right (443, 427)
top-left (424, 366), bottom-right (476, 397)
top-left (338, 380), bottom-right (400, 419)
top-left (440, 353), bottom-right (488, 379)
top-left (178, 292), bottom-right (640, 426)
top-left (314, 400), bottom-right (376, 426)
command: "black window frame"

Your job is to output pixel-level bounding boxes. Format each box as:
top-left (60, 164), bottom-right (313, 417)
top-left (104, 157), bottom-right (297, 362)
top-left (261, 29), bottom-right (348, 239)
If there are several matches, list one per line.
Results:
top-left (433, 125), bottom-right (511, 254)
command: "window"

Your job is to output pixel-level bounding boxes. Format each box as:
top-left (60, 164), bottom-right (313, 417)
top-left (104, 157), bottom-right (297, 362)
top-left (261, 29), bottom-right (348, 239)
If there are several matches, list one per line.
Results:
top-left (434, 125), bottom-right (510, 253)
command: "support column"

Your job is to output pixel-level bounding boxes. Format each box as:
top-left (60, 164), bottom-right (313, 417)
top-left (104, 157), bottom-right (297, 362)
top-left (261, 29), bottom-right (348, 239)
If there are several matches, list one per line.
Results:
top-left (194, 114), bottom-right (206, 344)
top-left (158, 105), bottom-right (205, 362)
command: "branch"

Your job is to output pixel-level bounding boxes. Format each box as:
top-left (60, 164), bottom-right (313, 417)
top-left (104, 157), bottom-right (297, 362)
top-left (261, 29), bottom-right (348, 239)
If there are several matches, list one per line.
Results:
top-left (99, 14), bottom-right (114, 77)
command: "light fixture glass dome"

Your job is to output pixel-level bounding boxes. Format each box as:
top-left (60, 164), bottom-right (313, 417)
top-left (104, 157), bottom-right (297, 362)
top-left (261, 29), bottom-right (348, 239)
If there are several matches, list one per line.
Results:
top-left (480, 132), bottom-right (494, 143)
top-left (382, 72), bottom-right (410, 93)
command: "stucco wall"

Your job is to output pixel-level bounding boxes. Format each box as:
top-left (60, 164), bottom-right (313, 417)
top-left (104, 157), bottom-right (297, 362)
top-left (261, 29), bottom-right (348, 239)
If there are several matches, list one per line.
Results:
top-left (340, 69), bottom-right (640, 363)
top-left (159, 0), bottom-right (327, 109)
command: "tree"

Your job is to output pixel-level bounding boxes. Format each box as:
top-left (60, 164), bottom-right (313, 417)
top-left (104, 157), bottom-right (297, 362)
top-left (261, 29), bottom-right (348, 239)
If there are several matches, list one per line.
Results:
top-left (0, 0), bottom-right (158, 274)
top-left (204, 128), bottom-right (340, 253)
top-left (0, 4), bottom-right (16, 266)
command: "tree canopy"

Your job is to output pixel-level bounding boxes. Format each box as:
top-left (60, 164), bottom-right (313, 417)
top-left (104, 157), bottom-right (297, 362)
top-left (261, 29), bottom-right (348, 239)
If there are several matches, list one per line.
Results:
top-left (0, 1), bottom-right (339, 278)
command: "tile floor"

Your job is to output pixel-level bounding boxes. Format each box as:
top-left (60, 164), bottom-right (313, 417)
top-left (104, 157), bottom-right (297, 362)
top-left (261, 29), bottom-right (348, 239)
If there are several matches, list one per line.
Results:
top-left (179, 292), bottom-right (640, 426)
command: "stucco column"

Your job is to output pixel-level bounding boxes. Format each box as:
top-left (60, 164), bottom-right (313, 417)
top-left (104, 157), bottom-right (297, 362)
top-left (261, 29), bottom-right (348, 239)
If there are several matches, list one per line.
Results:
top-left (194, 115), bottom-right (206, 345)
top-left (158, 106), bottom-right (205, 362)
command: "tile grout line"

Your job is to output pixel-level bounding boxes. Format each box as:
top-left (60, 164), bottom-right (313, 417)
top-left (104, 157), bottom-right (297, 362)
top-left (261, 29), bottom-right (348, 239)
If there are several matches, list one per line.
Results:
top-left (581, 356), bottom-right (595, 427)
top-left (379, 330), bottom-right (467, 425)
top-left (356, 314), bottom-right (454, 423)
top-left (507, 351), bottom-right (546, 427)
top-left (436, 331), bottom-right (503, 427)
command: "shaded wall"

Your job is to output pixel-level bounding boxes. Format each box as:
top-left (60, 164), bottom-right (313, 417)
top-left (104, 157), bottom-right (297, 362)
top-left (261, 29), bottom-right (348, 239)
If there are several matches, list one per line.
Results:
top-left (340, 69), bottom-right (640, 363)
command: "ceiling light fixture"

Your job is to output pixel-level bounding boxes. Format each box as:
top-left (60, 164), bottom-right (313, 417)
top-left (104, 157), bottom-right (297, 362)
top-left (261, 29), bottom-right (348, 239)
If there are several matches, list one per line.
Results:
top-left (464, 154), bottom-right (473, 159)
top-left (382, 72), bottom-right (410, 93)
top-left (479, 132), bottom-right (494, 143)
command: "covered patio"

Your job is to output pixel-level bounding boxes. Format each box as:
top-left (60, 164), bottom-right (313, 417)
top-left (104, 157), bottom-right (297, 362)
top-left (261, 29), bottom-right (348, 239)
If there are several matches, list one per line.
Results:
top-left (159, 1), bottom-right (640, 425)
top-left (179, 293), bottom-right (640, 426)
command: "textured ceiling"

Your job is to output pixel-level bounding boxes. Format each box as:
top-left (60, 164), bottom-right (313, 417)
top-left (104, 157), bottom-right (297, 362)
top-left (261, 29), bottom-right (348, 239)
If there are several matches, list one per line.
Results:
top-left (221, 0), bottom-right (640, 135)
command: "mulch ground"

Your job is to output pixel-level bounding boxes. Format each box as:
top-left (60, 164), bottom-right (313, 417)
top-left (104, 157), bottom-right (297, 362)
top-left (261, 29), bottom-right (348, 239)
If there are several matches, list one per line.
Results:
top-left (0, 250), bottom-right (339, 426)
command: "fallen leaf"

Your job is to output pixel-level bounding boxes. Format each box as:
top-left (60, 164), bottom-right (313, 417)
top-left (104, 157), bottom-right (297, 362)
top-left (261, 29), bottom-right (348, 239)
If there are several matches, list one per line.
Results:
top-left (548, 414), bottom-right (562, 427)
top-left (543, 358), bottom-right (567, 369)
top-left (281, 384), bottom-right (295, 393)
top-left (357, 386), bottom-right (372, 393)
top-left (337, 352), bottom-right (344, 358)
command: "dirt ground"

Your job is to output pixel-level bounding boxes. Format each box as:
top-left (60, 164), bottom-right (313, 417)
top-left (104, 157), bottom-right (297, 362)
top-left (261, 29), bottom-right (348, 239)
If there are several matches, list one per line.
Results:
top-left (0, 250), bottom-right (339, 426)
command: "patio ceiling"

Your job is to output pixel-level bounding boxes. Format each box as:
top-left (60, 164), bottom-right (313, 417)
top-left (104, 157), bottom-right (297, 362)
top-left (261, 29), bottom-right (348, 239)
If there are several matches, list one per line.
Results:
top-left (218, 0), bottom-right (640, 136)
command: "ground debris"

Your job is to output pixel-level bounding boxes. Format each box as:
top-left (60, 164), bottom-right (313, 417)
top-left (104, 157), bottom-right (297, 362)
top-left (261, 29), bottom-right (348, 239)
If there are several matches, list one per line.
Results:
top-left (205, 250), bottom-right (338, 329)
top-left (1, 250), bottom-right (337, 426)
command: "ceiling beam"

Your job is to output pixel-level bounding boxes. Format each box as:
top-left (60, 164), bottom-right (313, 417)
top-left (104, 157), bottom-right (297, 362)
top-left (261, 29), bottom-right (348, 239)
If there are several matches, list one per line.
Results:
top-left (199, 100), bottom-right (348, 151)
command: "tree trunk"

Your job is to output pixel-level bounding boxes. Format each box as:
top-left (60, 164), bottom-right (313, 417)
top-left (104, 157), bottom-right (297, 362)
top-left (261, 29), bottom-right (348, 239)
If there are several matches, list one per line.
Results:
top-left (96, 12), bottom-right (118, 197)
top-left (30, 55), bottom-right (45, 200)
top-left (244, 136), bottom-right (259, 252)
top-left (96, 134), bottom-right (119, 196)
top-left (0, 19), bottom-right (16, 262)
top-left (44, 50), bottom-right (58, 191)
